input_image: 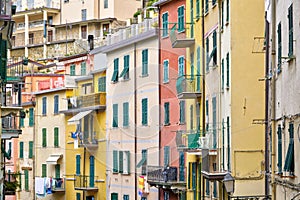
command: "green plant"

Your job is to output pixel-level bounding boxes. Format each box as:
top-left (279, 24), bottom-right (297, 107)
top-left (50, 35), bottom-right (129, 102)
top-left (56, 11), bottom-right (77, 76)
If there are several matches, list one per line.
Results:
top-left (4, 180), bottom-right (20, 191)
top-left (133, 10), bottom-right (141, 18)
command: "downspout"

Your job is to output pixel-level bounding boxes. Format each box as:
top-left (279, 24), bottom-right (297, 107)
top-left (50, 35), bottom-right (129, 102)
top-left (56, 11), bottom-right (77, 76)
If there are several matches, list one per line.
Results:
top-left (157, 5), bottom-right (161, 200)
top-left (83, 147), bottom-right (86, 200)
top-left (134, 43), bottom-right (137, 200)
top-left (201, 0), bottom-right (205, 199)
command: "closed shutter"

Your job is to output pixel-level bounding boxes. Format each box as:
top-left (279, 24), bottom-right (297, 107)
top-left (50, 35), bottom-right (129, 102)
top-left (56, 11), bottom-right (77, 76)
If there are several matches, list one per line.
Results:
top-left (54, 127), bottom-right (59, 147)
top-left (179, 151), bottom-right (185, 181)
top-left (76, 193), bottom-right (81, 200)
top-left (42, 164), bottom-right (47, 177)
top-left (164, 102), bottom-right (170, 125)
top-left (81, 62), bottom-right (86, 75)
top-left (113, 104), bottom-right (118, 127)
top-left (119, 151), bottom-right (123, 173)
top-left (111, 193), bottom-right (118, 200)
top-left (142, 49), bottom-right (148, 75)
top-left (190, 52), bottom-right (194, 80)
top-left (226, 53), bottom-right (229, 88)
top-left (142, 98), bottom-right (148, 125)
top-left (76, 155), bottom-right (81, 175)
top-left (164, 146), bottom-right (170, 167)
top-left (226, 0), bottom-right (229, 22)
top-left (25, 170), bottom-right (29, 190)
top-left (29, 108), bottom-right (34, 127)
top-left (113, 150), bottom-right (118, 173)
top-left (178, 6), bottom-right (184, 32)
top-left (29, 141), bottom-right (33, 158)
top-left (98, 77), bottom-right (106, 92)
top-left (196, 0), bottom-right (200, 18)
top-left (55, 164), bottom-right (60, 179)
top-left (19, 142), bottom-right (23, 158)
top-left (221, 59), bottom-right (224, 90)
top-left (180, 101), bottom-right (185, 124)
top-left (42, 97), bottom-right (47, 115)
top-left (123, 102), bottom-right (129, 127)
top-left (212, 97), bottom-right (217, 149)
top-left (54, 95), bottom-right (59, 114)
top-left (163, 60), bottom-right (169, 82)
top-left (196, 47), bottom-right (201, 91)
top-left (178, 56), bottom-right (184, 76)
top-left (277, 125), bottom-right (282, 174)
top-left (42, 128), bottom-right (47, 147)
top-left (190, 105), bottom-right (193, 130)
top-left (277, 23), bottom-right (282, 72)
top-left (90, 156), bottom-right (95, 187)
top-left (288, 4), bottom-right (293, 57)
top-left (196, 102), bottom-right (200, 131)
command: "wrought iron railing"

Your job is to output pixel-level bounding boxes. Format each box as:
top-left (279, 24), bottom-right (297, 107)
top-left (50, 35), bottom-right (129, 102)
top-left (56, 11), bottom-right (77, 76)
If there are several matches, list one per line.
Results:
top-left (176, 130), bottom-right (216, 150)
top-left (176, 75), bottom-right (202, 96)
top-left (74, 175), bottom-right (97, 189)
top-left (147, 166), bottom-right (178, 182)
top-left (68, 93), bottom-right (106, 110)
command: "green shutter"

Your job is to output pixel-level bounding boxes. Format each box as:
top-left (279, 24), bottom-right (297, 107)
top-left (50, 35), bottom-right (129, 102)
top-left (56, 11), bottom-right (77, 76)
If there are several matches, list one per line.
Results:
top-left (190, 105), bottom-right (193, 130)
top-left (123, 102), bottom-right (129, 127)
top-left (179, 151), bottom-right (185, 181)
top-left (277, 23), bottom-right (282, 72)
top-left (283, 123), bottom-right (294, 173)
top-left (221, 1), bottom-right (224, 28)
top-left (76, 193), bottom-right (81, 200)
top-left (162, 13), bottom-right (168, 37)
top-left (81, 62), bottom-right (86, 75)
top-left (42, 128), bottom-right (47, 147)
top-left (163, 60), bottom-right (169, 82)
top-left (180, 101), bottom-right (185, 124)
top-left (76, 155), bottom-right (81, 175)
top-left (98, 77), bottom-right (106, 92)
top-left (188, 162), bottom-right (191, 189)
top-left (126, 151), bottom-right (130, 174)
top-left (178, 6), bottom-right (184, 32)
top-left (213, 181), bottom-right (217, 197)
top-left (288, 4), bottom-right (293, 57)
top-left (221, 59), bottom-right (224, 90)
top-left (70, 64), bottom-right (76, 76)
top-left (190, 0), bottom-right (194, 38)
top-left (212, 0), bottom-right (216, 6)
top-left (29, 108), bottom-right (34, 127)
top-left (119, 151), bottom-right (123, 173)
top-left (178, 56), bottom-right (184, 76)
top-left (89, 156), bottom-right (95, 187)
top-left (142, 49), bottom-right (148, 76)
top-left (111, 193), bottom-right (118, 200)
top-left (206, 38), bottom-right (209, 72)
top-left (164, 146), bottom-right (170, 167)
top-left (196, 0), bottom-right (200, 18)
top-left (227, 116), bottom-right (230, 170)
top-left (205, 100), bottom-right (209, 132)
top-left (29, 141), bottom-right (33, 158)
top-left (212, 31), bottom-right (217, 64)
top-left (113, 150), bottom-right (118, 173)
top-left (25, 170), bottom-right (29, 190)
top-left (205, 0), bottom-right (208, 13)
top-left (42, 164), bottom-right (47, 177)
top-left (192, 163), bottom-right (196, 200)
top-left (277, 125), bottom-right (282, 174)
top-left (19, 142), bottom-right (24, 158)
top-left (190, 52), bottom-right (194, 80)
top-left (212, 97), bottom-right (217, 149)
top-left (54, 127), bottom-right (59, 147)
top-left (164, 102), bottom-right (170, 125)
top-left (226, 53), bottom-right (229, 88)
top-left (111, 58), bottom-right (119, 82)
top-left (196, 47), bottom-right (201, 91)
top-left (20, 116), bottom-right (24, 127)
top-left (123, 195), bottom-right (129, 200)
top-left (119, 55), bottom-right (129, 79)
top-left (196, 102), bottom-right (200, 131)
top-left (226, 0), bottom-right (229, 22)
top-left (54, 95), bottom-right (59, 114)
top-left (55, 164), bottom-right (60, 178)
top-left (142, 98), bottom-right (148, 125)
top-left (113, 104), bottom-right (118, 127)
top-left (42, 97), bottom-right (47, 115)
top-left (206, 179), bottom-right (210, 195)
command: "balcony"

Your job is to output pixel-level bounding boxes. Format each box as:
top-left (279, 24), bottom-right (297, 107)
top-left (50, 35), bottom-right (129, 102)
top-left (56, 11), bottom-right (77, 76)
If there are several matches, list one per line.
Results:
top-left (2, 113), bottom-right (23, 139)
top-left (16, 0), bottom-right (60, 12)
top-left (52, 178), bottom-right (65, 192)
top-left (4, 172), bottom-right (20, 195)
top-left (79, 131), bottom-right (99, 150)
top-left (170, 24), bottom-right (195, 48)
top-left (74, 175), bottom-right (98, 191)
top-left (176, 130), bottom-right (217, 154)
top-left (147, 166), bottom-right (186, 190)
top-left (6, 57), bottom-right (26, 82)
top-left (67, 93), bottom-right (106, 112)
top-left (176, 75), bottom-right (202, 99)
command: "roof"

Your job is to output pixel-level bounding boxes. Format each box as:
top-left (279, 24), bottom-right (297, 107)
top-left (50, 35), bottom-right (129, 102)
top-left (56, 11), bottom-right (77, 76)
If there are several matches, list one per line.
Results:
top-left (33, 87), bottom-right (73, 95)
top-left (90, 68), bottom-right (107, 74)
top-left (153, 0), bottom-right (173, 6)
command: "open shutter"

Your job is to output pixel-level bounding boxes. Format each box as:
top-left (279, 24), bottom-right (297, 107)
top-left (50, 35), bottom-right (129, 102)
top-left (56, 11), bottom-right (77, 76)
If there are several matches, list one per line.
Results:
top-left (76, 155), bottom-right (81, 175)
top-left (42, 164), bottom-right (47, 177)
top-left (42, 128), bottom-right (47, 147)
top-left (54, 127), bottom-right (59, 147)
top-left (164, 146), bottom-right (170, 167)
top-left (277, 125), bottom-right (282, 174)
top-left (55, 164), bottom-right (60, 179)
top-left (113, 104), bottom-right (118, 127)
top-left (29, 108), bottom-right (34, 127)
top-left (19, 142), bottom-right (24, 158)
top-left (25, 170), bottom-right (29, 190)
top-left (179, 151), bottom-right (185, 181)
top-left (29, 141), bottom-right (33, 158)
top-left (89, 156), bottom-right (95, 187)
top-left (113, 150), bottom-right (118, 173)
top-left (119, 151), bottom-right (123, 173)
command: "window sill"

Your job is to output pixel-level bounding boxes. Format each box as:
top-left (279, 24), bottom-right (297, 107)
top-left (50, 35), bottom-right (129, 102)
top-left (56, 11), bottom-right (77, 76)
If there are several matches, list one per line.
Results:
top-left (179, 122), bottom-right (186, 125)
top-left (123, 125), bottom-right (130, 129)
top-left (164, 123), bottom-right (170, 126)
top-left (225, 21), bottom-right (229, 26)
top-left (204, 11), bottom-right (209, 17)
top-left (212, 4), bottom-right (217, 9)
top-left (112, 127), bottom-right (118, 129)
top-left (140, 74), bottom-right (149, 78)
top-left (177, 29), bottom-right (185, 34)
top-left (162, 35), bottom-right (169, 39)
top-left (121, 78), bottom-right (131, 82)
top-left (163, 81), bottom-right (169, 84)
top-left (141, 124), bottom-right (148, 127)
top-left (111, 81), bottom-right (119, 84)
top-left (121, 172), bottom-right (130, 176)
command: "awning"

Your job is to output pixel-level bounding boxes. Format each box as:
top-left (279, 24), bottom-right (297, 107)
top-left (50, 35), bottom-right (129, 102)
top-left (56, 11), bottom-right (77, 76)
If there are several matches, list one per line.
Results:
top-left (46, 154), bottom-right (62, 165)
top-left (68, 110), bottom-right (93, 125)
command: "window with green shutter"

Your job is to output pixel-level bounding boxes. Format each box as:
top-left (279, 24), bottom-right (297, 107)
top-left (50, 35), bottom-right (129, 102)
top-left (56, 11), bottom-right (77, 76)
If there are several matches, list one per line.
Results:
top-left (212, 31), bottom-right (217, 64)
top-left (89, 156), bottom-right (94, 187)
top-left (112, 104), bottom-right (118, 127)
top-left (196, 0), bottom-right (200, 19)
top-left (119, 55), bottom-right (129, 80)
top-left (70, 64), bottom-right (76, 76)
top-left (162, 12), bottom-right (168, 37)
top-left (179, 101), bottom-right (185, 124)
top-left (81, 62), bottom-right (86, 75)
top-left (177, 6), bottom-right (184, 32)
top-left (190, 52), bottom-right (194, 80)
top-left (42, 164), bottom-right (47, 177)
top-left (42, 97), bottom-right (47, 115)
top-left (20, 116), bottom-right (24, 127)
top-left (123, 195), bottom-right (129, 200)
top-left (29, 141), bottom-right (33, 158)
top-left (29, 108), bottom-right (34, 127)
top-left (54, 95), bottom-right (59, 114)
top-left (212, 97), bottom-right (217, 149)
top-left (119, 151), bottom-right (123, 173)
top-left (179, 151), bottom-right (185, 181)
top-left (277, 125), bottom-right (282, 174)
top-left (76, 193), bottom-right (81, 200)
top-left (111, 193), bottom-right (118, 200)
top-left (206, 100), bottom-right (209, 132)
top-left (178, 56), bottom-right (184, 76)
top-left (190, 0), bottom-right (194, 38)
top-left (288, 4), bottom-right (293, 57)
top-left (188, 162), bottom-right (191, 189)
top-left (226, 53), bottom-right (230, 88)
top-left (25, 170), bottom-right (29, 190)
top-left (226, 0), bottom-right (229, 23)
top-left (142, 98), bottom-right (148, 125)
top-left (213, 181), bottom-right (217, 197)
top-left (277, 23), bottom-right (282, 72)
top-left (104, 0), bottom-right (108, 8)
top-left (196, 47), bottom-right (201, 91)
top-left (163, 60), bottom-right (169, 83)
top-left (192, 162), bottom-right (196, 199)
top-left (113, 150), bottom-right (118, 173)
top-left (227, 116), bottom-right (230, 170)
top-left (206, 179), bottom-right (210, 195)
top-left (164, 102), bottom-right (170, 125)
top-left (123, 102), bottom-right (129, 127)
top-left (54, 127), bottom-right (59, 147)
top-left (221, 59), bottom-right (224, 90)
top-left (196, 102), bottom-right (200, 131)
top-left (98, 77), bottom-right (106, 92)
top-left (284, 123), bottom-right (294, 174)
top-left (76, 155), bottom-right (81, 175)
top-left (142, 49), bottom-right (148, 76)
top-left (206, 38), bottom-right (209, 72)
top-left (111, 58), bottom-right (119, 82)
top-left (205, 0), bottom-right (208, 13)
top-left (164, 146), bottom-right (170, 167)
top-left (190, 105), bottom-right (193, 130)
top-left (19, 142), bottom-right (24, 158)
top-left (55, 164), bottom-right (60, 178)
top-left (221, 1), bottom-right (224, 29)
top-left (42, 128), bottom-right (47, 147)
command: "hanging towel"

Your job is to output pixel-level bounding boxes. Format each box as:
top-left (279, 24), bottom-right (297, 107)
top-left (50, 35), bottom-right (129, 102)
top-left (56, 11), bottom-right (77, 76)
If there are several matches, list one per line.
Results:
top-left (35, 177), bottom-right (45, 195)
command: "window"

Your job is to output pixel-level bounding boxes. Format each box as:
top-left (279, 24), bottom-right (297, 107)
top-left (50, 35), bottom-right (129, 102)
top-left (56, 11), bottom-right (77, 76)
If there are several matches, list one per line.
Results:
top-left (55, 164), bottom-right (60, 178)
top-left (81, 25), bottom-right (87, 39)
top-left (119, 55), bottom-right (129, 80)
top-left (76, 193), bottom-right (81, 200)
top-left (164, 146), bottom-right (170, 167)
top-left (277, 23), bottom-right (282, 72)
top-left (190, 105), bottom-right (193, 130)
top-left (277, 125), bottom-right (282, 174)
top-left (42, 97), bottom-right (47, 115)
top-left (179, 101), bottom-right (185, 124)
top-left (81, 83), bottom-right (92, 95)
top-left (123, 195), bottom-right (129, 200)
top-left (196, 0), bottom-right (200, 18)
top-left (212, 31), bottom-right (217, 64)
top-left (111, 193), bottom-right (118, 200)
top-left (227, 116), bottom-right (230, 170)
top-left (123, 102), bottom-right (129, 127)
top-left (70, 64), bottom-right (76, 76)
top-left (20, 116), bottom-right (24, 127)
top-left (164, 102), bottom-right (170, 125)
top-left (179, 151), bottom-right (185, 181)
top-left (196, 102), bottom-right (200, 130)
top-left (177, 6), bottom-right (184, 32)
top-left (122, 151), bottom-right (130, 174)
top-left (42, 128), bottom-right (47, 147)
top-left (119, 151), bottom-right (123, 173)
top-left (29, 108), bottom-right (34, 127)
top-left (178, 56), bottom-right (184, 76)
top-left (25, 170), bottom-right (29, 190)
top-left (206, 179), bottom-right (210, 195)
top-left (42, 164), bottom-right (47, 177)
top-left (226, 53), bottom-right (230, 88)
top-left (206, 37), bottom-right (209, 72)
top-left (212, 0), bottom-right (216, 6)
top-left (288, 4), bottom-right (293, 57)
top-left (142, 49), bottom-right (148, 76)
top-left (164, 191), bottom-right (169, 200)
top-left (113, 150), bottom-right (118, 173)
top-left (54, 127), bottom-right (59, 147)
top-left (76, 155), bottom-right (81, 175)
top-left (98, 77), bottom-right (106, 92)
top-left (111, 58), bottom-right (119, 82)
top-left (205, 0), bottom-right (209, 13)
top-left (196, 47), bottom-right (201, 91)
top-left (81, 9), bottom-right (87, 21)
top-left (142, 98), bottom-right (148, 125)
top-left (29, 33), bottom-right (34, 45)
top-left (205, 100), bottom-right (209, 131)
top-left (283, 123), bottom-right (294, 175)
top-left (192, 162), bottom-right (196, 195)
top-left (54, 95), bottom-right (59, 114)
top-left (190, 52), bottom-right (194, 80)
top-left (221, 1), bottom-right (224, 29)
top-left (163, 60), bottom-right (169, 83)
top-left (226, 0), bottom-right (229, 23)
top-left (104, 0), bottom-right (108, 8)
top-left (48, 30), bottom-right (53, 42)
top-left (190, 0), bottom-right (194, 38)
top-left (212, 97), bottom-right (217, 149)
top-left (89, 156), bottom-right (95, 187)
top-left (162, 12), bottom-right (168, 37)
top-left (81, 62), bottom-right (86, 75)
top-left (113, 104), bottom-right (118, 127)
top-left (221, 59), bottom-right (224, 90)
top-left (29, 141), bottom-right (33, 158)
top-left (19, 141), bottom-right (24, 158)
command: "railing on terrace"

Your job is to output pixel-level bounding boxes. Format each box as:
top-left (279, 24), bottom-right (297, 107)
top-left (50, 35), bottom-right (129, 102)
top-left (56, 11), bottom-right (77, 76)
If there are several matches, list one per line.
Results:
top-left (176, 75), bottom-right (202, 99)
top-left (80, 131), bottom-right (98, 149)
top-left (176, 130), bottom-right (216, 150)
top-left (68, 93), bottom-right (106, 110)
top-left (74, 175), bottom-right (98, 190)
top-left (52, 178), bottom-right (65, 192)
top-left (16, 0), bottom-right (60, 12)
top-left (6, 57), bottom-right (25, 81)
top-left (105, 17), bottom-right (158, 46)
top-left (170, 23), bottom-right (195, 48)
top-left (147, 166), bottom-right (178, 183)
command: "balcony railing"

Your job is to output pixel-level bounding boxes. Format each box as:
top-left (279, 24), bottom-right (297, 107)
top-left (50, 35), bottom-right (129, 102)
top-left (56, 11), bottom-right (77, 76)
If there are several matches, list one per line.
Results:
top-left (147, 166), bottom-right (178, 183)
top-left (2, 114), bottom-right (22, 139)
top-left (68, 93), bottom-right (106, 110)
top-left (74, 175), bottom-right (98, 191)
top-left (80, 131), bottom-right (98, 149)
top-left (6, 57), bottom-right (25, 82)
top-left (16, 0), bottom-right (60, 12)
top-left (176, 75), bottom-right (202, 99)
top-left (170, 24), bottom-right (195, 48)
top-left (52, 178), bottom-right (65, 192)
top-left (176, 130), bottom-right (216, 151)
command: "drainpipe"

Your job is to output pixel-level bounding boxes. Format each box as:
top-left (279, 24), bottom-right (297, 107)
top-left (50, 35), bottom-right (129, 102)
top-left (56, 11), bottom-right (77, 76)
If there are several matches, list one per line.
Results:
top-left (134, 43), bottom-right (137, 200)
top-left (83, 147), bottom-right (86, 200)
top-left (201, 0), bottom-right (205, 199)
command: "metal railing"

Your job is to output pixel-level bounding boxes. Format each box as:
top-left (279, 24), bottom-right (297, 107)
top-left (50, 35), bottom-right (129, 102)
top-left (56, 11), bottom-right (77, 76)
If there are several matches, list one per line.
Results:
top-left (74, 175), bottom-right (97, 189)
top-left (147, 166), bottom-right (178, 182)
top-left (16, 0), bottom-right (60, 12)
top-left (52, 178), bottom-right (65, 191)
top-left (176, 75), bottom-right (202, 95)
top-left (176, 130), bottom-right (216, 150)
top-left (68, 93), bottom-right (106, 109)
top-left (170, 23), bottom-right (195, 48)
